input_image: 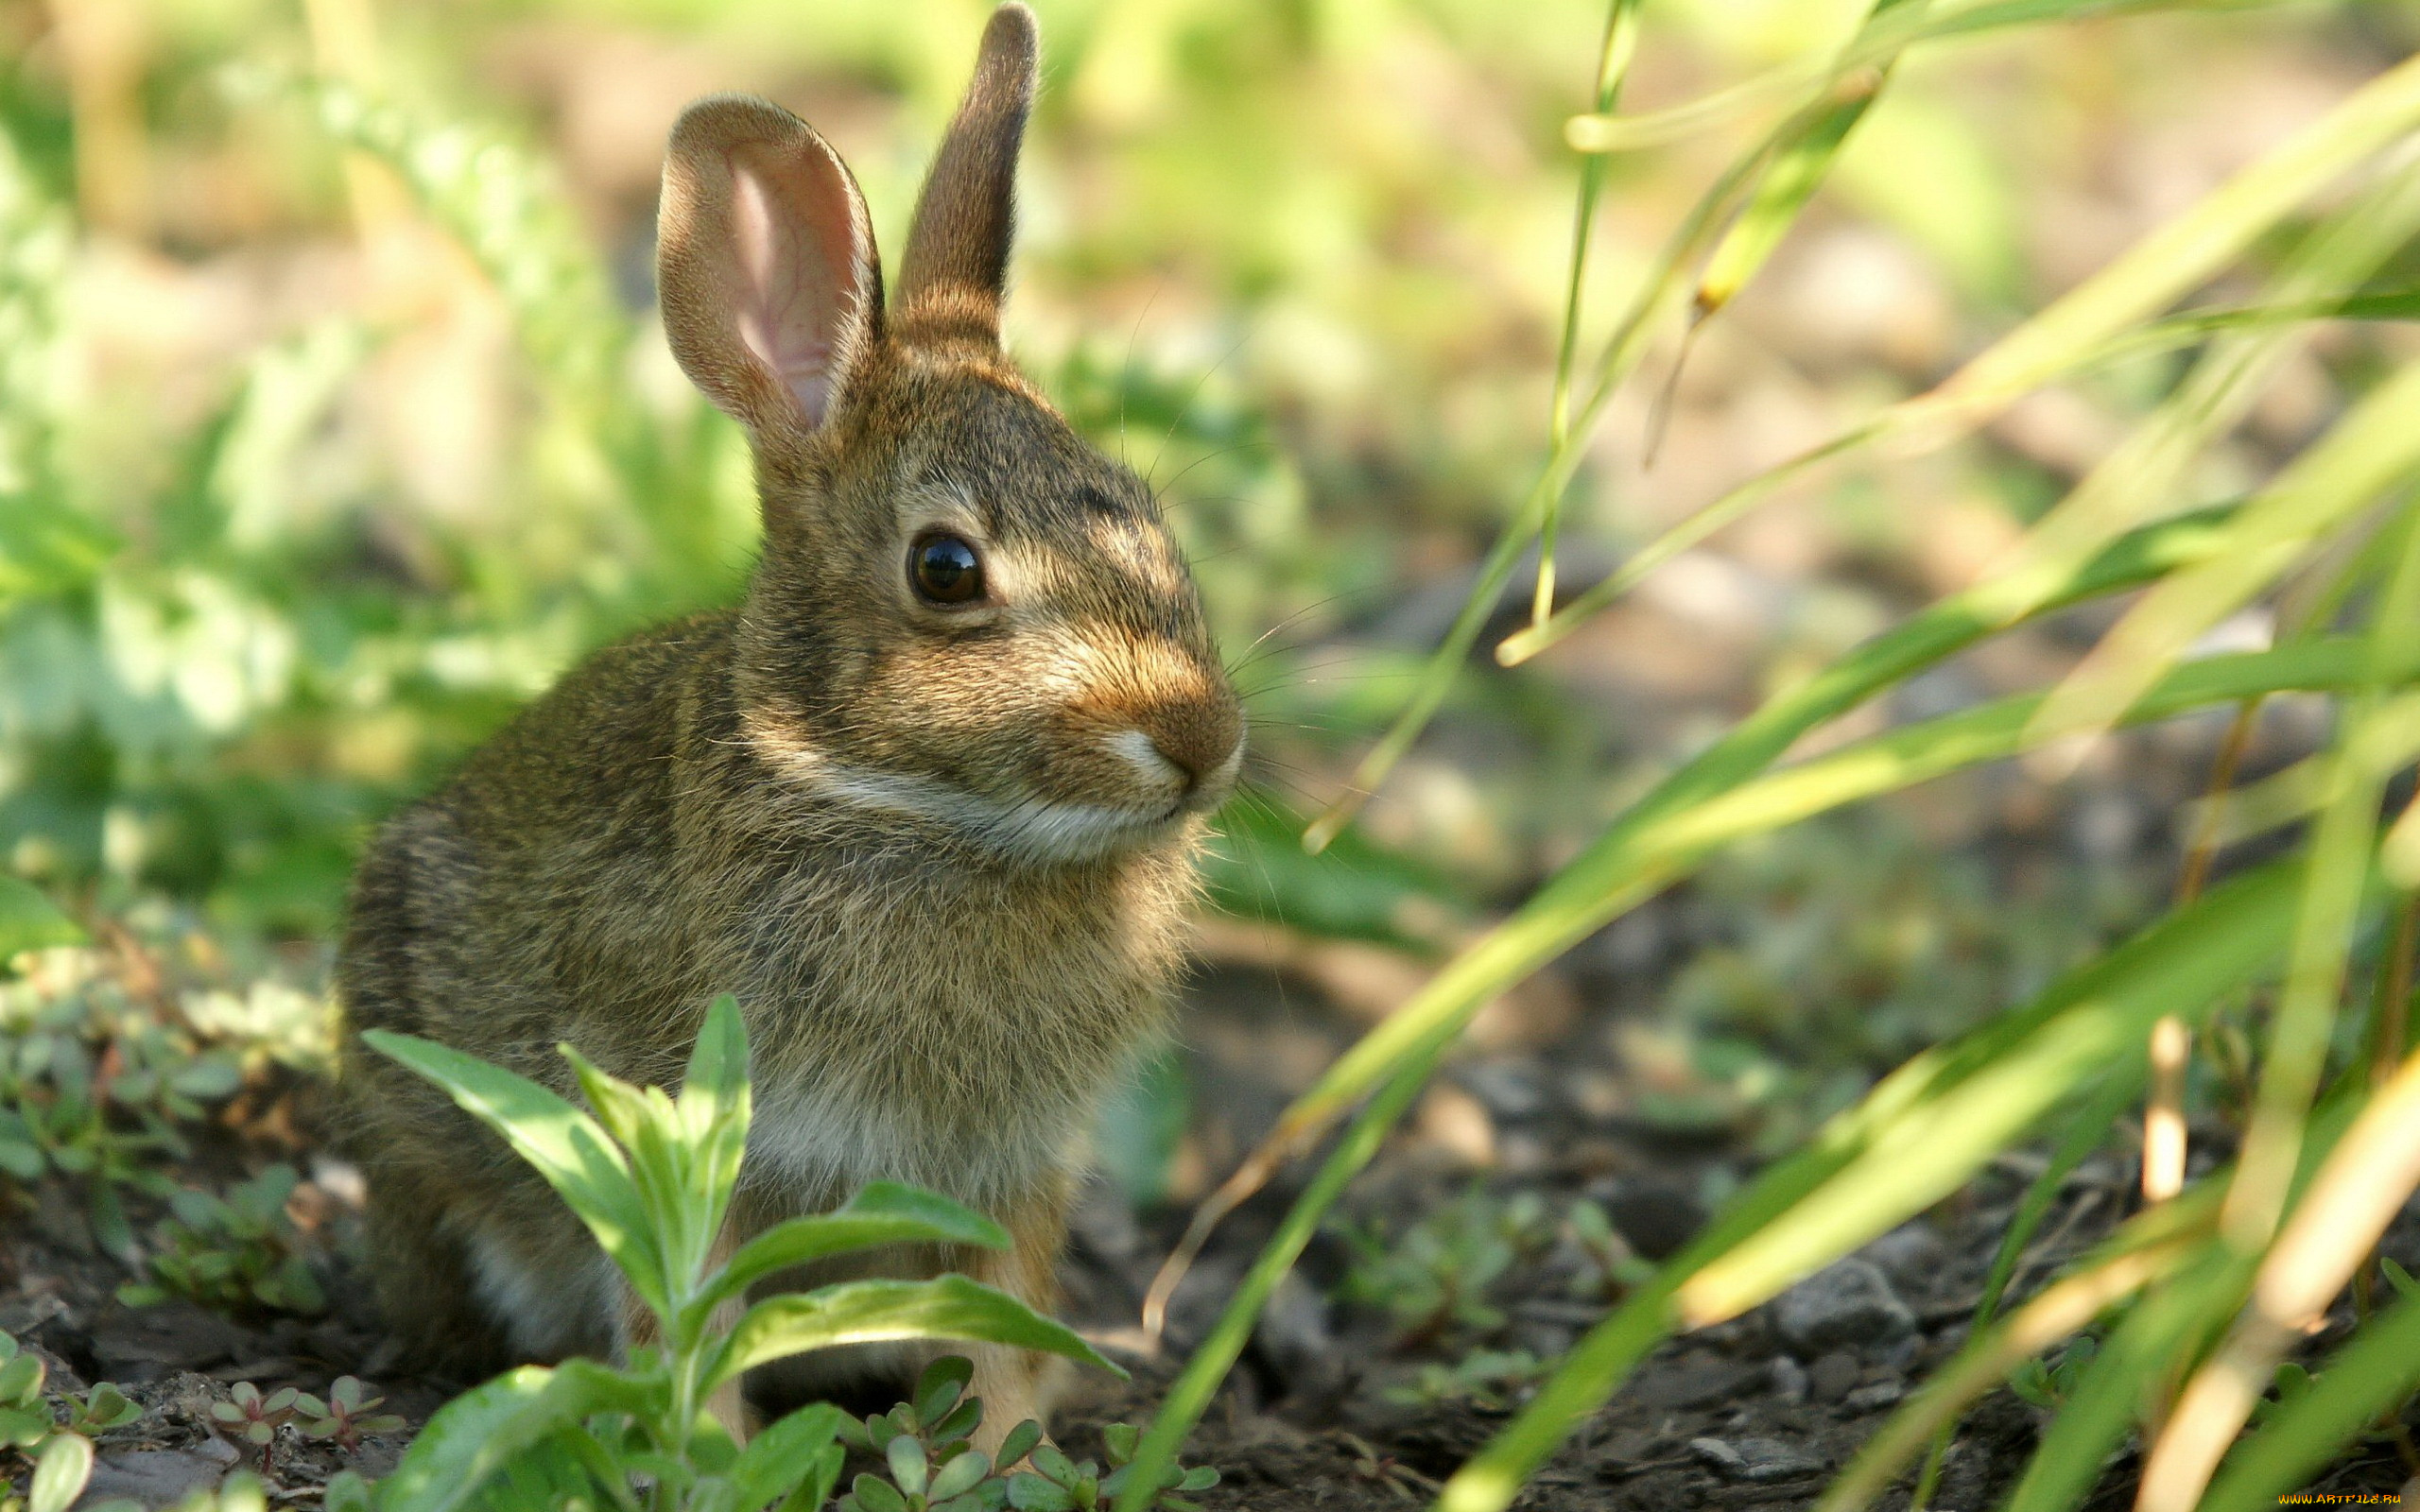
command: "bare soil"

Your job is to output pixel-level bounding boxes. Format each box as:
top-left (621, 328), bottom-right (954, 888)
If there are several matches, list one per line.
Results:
top-left (9, 934), bottom-right (2420, 1511)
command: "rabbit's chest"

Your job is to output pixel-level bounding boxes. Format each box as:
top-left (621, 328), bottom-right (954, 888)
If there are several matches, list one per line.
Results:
top-left (721, 853), bottom-right (1188, 1206)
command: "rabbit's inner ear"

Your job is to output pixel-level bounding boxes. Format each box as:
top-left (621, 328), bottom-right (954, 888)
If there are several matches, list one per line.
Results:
top-left (894, 4), bottom-right (1038, 345)
top-left (659, 97), bottom-right (883, 442)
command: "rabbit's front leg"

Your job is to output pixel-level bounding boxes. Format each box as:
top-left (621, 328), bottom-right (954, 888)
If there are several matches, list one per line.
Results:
top-left (957, 1180), bottom-right (1076, 1454)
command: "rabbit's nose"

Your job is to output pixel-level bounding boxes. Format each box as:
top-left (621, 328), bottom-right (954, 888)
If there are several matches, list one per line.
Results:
top-left (1137, 699), bottom-right (1243, 793)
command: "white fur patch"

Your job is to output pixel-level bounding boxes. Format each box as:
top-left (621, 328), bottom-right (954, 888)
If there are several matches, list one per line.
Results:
top-left (1107, 729), bottom-right (1184, 791)
top-left (467, 1228), bottom-right (614, 1360)
top-left (752, 730), bottom-right (1178, 865)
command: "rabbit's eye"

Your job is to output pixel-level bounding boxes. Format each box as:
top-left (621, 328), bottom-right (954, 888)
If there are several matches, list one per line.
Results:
top-left (909, 532), bottom-right (987, 606)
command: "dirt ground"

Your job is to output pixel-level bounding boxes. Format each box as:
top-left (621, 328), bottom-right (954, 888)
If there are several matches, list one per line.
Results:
top-left (9, 911), bottom-right (2420, 1512)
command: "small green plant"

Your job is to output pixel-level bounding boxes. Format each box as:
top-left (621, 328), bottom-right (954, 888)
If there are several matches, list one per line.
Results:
top-left (57, 1383), bottom-right (141, 1440)
top-left (2247, 1362), bottom-right (2319, 1428)
top-left (830, 1356), bottom-right (1024, 1512)
top-left (1338, 1188), bottom-right (1550, 1348)
top-left (0, 1332), bottom-right (143, 1512)
top-left (208, 1382), bottom-right (298, 1473)
top-left (1564, 1199), bottom-right (1654, 1303)
top-left (294, 1377), bottom-right (406, 1453)
top-left (0, 963), bottom-right (247, 1258)
top-left (2009, 1336), bottom-right (2100, 1413)
top-left (119, 1165), bottom-right (325, 1316)
top-left (999, 1423), bottom-right (1217, 1512)
top-left (1384, 1349), bottom-right (1546, 1414)
top-left (337, 994), bottom-right (1116, 1511)
top-left (824, 1359), bottom-right (1219, 1512)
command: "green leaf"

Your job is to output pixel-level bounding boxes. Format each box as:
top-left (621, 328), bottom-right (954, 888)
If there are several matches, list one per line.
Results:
top-left (375, 1361), bottom-right (649, 1512)
top-left (2382, 1255), bottom-right (2420, 1300)
top-left (931, 1396), bottom-right (982, 1445)
top-left (916, 1355), bottom-right (974, 1427)
top-left (696, 1186), bottom-right (1011, 1327)
top-left (853, 1473), bottom-right (910, 1512)
top-left (726, 1402), bottom-right (846, 1510)
top-left (323, 1470), bottom-right (376, 1512)
top-left (0, 1137), bottom-right (43, 1180)
top-left (682, 993), bottom-right (750, 1143)
top-left (0, 876), bottom-right (83, 958)
top-left (996, 1419), bottom-right (1043, 1470)
top-left (1029, 1444), bottom-right (1077, 1486)
top-left (706, 1276), bottom-right (1120, 1390)
top-left (361, 1029), bottom-right (664, 1315)
top-left (774, 1443), bottom-right (848, 1512)
top-left (930, 1448), bottom-right (993, 1502)
top-left (889, 1435), bottom-right (929, 1499)
top-left (30, 1430), bottom-right (93, 1512)
top-left (0, 1349), bottom-right (43, 1400)
top-left (1007, 1473), bottom-right (1075, 1512)
top-left (0, 1405), bottom-right (51, 1447)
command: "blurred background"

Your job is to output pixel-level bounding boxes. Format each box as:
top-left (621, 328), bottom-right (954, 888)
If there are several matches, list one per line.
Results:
top-left (3, 0), bottom-right (2414, 1188)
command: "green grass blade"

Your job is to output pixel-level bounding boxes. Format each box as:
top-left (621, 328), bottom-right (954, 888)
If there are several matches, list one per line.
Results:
top-left (1309, 42), bottom-right (1836, 849)
top-left (1295, 505), bottom-right (2238, 1140)
top-left (706, 1276), bottom-right (1118, 1389)
top-left (1936, 49), bottom-right (2420, 418)
top-left (1822, 1211), bottom-right (2216, 1512)
top-left (1670, 864), bottom-right (2301, 1327)
top-left (1892, 1075), bottom-right (2157, 1506)
top-left (1432, 862), bottom-right (2305, 1512)
top-left (2145, 1028), bottom-right (2420, 1510)
top-left (1564, 0), bottom-right (2221, 153)
top-left (2031, 375), bottom-right (2420, 748)
top-left (1652, 640), bottom-right (2377, 860)
top-left (1116, 1040), bottom-right (1441, 1512)
top-left (1692, 0), bottom-right (1913, 324)
top-left (2198, 1286), bottom-right (2420, 1512)
top-left (1512, 51), bottom-right (2420, 665)
top-left (1532, 0), bottom-right (1644, 632)
top-left (2001, 163), bottom-right (2420, 604)
top-left (2222, 504), bottom-right (2420, 1248)
top-left (2001, 1246), bottom-right (2258, 1512)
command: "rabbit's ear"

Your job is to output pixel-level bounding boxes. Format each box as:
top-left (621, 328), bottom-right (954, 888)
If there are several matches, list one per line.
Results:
top-left (658, 96), bottom-right (883, 443)
top-left (894, 4), bottom-right (1038, 344)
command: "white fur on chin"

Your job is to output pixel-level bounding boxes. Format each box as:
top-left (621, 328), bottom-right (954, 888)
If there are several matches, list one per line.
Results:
top-left (750, 730), bottom-right (1184, 865)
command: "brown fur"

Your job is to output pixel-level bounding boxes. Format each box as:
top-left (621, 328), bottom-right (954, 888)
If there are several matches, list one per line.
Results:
top-left (333, 3), bottom-right (1238, 1446)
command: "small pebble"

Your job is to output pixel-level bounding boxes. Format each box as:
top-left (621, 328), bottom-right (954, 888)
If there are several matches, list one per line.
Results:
top-left (1768, 1355), bottom-right (1808, 1403)
top-left (1600, 1182), bottom-right (1709, 1262)
top-left (1808, 1350), bottom-right (1860, 1403)
top-left (1845, 1380), bottom-right (1908, 1412)
top-left (1688, 1436), bottom-right (1824, 1483)
top-left (1860, 1223), bottom-right (1948, 1286)
top-left (1772, 1259), bottom-right (1917, 1354)
top-left (1689, 1437), bottom-right (1744, 1473)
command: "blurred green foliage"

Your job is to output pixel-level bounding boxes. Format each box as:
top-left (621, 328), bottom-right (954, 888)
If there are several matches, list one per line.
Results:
top-left (7, 0), bottom-right (2347, 938)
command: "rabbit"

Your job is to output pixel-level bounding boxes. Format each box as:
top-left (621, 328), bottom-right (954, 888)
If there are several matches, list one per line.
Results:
top-left (332, 1), bottom-right (1241, 1447)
